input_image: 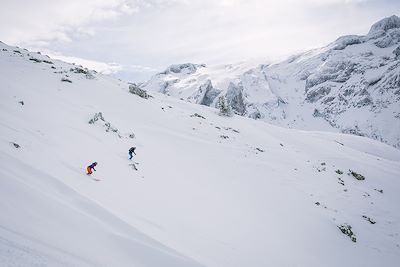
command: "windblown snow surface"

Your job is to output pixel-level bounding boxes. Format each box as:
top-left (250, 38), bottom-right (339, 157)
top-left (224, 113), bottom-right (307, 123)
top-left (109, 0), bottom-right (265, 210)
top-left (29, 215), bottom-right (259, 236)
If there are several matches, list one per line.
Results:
top-left (1, 42), bottom-right (400, 267)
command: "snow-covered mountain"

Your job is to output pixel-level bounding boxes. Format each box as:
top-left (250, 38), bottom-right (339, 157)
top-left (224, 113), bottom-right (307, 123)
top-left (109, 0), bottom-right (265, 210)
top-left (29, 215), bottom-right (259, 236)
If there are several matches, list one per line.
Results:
top-left (1, 39), bottom-right (400, 266)
top-left (140, 15), bottom-right (400, 148)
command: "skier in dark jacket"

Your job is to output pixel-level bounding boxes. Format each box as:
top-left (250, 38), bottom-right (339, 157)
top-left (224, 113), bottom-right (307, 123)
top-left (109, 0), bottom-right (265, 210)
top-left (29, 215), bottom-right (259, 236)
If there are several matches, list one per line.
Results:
top-left (87, 162), bottom-right (97, 175)
top-left (129, 147), bottom-right (136, 160)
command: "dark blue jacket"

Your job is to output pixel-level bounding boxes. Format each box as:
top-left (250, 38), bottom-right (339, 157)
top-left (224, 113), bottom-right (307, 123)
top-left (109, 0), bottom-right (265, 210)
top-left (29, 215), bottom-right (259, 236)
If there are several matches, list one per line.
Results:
top-left (88, 162), bottom-right (97, 170)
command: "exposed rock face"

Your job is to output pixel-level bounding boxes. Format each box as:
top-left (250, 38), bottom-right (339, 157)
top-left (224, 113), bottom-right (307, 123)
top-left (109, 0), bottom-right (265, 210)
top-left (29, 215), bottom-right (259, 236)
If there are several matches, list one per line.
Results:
top-left (225, 82), bottom-right (246, 115)
top-left (197, 80), bottom-right (221, 106)
top-left (129, 84), bottom-right (152, 99)
top-left (140, 15), bottom-right (400, 148)
top-left (333, 35), bottom-right (363, 50)
top-left (393, 46), bottom-right (400, 57)
top-left (368, 15), bottom-right (400, 34)
top-left (306, 86), bottom-right (332, 102)
top-left (305, 60), bottom-right (357, 90)
top-left (160, 63), bottom-right (206, 75)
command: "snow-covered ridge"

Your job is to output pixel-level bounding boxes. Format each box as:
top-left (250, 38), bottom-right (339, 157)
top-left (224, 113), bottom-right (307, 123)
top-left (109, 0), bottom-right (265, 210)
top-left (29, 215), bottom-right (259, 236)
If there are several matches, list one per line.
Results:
top-left (140, 15), bottom-right (400, 148)
top-left (369, 15), bottom-right (400, 34)
top-left (160, 63), bottom-right (206, 75)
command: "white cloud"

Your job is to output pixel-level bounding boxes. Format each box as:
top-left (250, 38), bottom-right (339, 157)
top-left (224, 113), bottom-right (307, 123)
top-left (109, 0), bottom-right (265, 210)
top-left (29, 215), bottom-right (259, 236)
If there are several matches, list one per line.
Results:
top-left (47, 50), bottom-right (157, 77)
top-left (1, 0), bottom-right (399, 82)
top-left (0, 0), bottom-right (136, 45)
top-left (48, 53), bottom-right (123, 75)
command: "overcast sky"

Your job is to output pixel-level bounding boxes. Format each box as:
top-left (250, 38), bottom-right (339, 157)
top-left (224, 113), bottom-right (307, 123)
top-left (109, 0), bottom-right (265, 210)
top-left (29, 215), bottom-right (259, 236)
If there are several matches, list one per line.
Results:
top-left (1, 0), bottom-right (399, 81)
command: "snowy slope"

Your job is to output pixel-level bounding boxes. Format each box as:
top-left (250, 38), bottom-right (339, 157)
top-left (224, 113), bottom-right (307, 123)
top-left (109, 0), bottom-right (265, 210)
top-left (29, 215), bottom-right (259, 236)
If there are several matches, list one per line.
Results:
top-left (140, 15), bottom-right (400, 148)
top-left (1, 41), bottom-right (400, 267)
top-left (0, 43), bottom-right (203, 267)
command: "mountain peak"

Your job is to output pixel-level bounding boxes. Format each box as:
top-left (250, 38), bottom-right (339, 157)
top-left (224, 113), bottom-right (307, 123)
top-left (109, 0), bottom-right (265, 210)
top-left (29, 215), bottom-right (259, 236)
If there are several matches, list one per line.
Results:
top-left (368, 15), bottom-right (400, 34)
top-left (160, 63), bottom-right (206, 75)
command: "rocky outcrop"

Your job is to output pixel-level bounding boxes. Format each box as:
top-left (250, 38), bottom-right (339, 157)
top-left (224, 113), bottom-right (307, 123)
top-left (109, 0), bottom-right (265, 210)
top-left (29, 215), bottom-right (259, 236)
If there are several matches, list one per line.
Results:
top-left (225, 82), bottom-right (246, 115)
top-left (333, 35), bottom-right (363, 50)
top-left (368, 15), bottom-right (400, 34)
top-left (160, 63), bottom-right (206, 75)
top-left (393, 46), bottom-right (400, 57)
top-left (198, 80), bottom-right (221, 106)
